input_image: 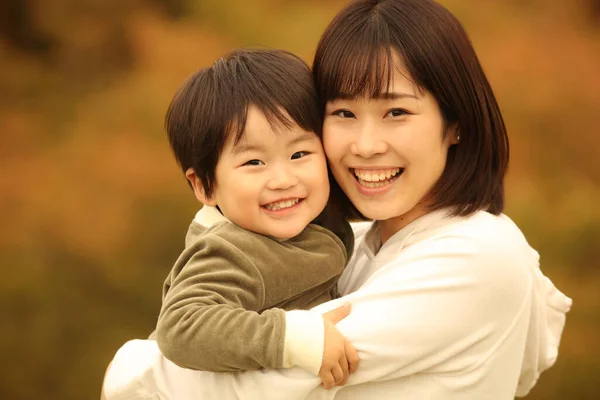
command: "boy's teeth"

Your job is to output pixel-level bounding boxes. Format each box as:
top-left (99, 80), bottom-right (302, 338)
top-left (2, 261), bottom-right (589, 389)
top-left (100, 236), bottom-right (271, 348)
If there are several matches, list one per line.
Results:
top-left (265, 198), bottom-right (300, 211)
top-left (354, 168), bottom-right (402, 183)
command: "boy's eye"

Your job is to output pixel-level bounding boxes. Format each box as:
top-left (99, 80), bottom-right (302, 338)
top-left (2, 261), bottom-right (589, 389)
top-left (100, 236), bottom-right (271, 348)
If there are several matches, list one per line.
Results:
top-left (243, 159), bottom-right (264, 166)
top-left (331, 109), bottom-right (355, 118)
top-left (386, 108), bottom-right (410, 118)
top-left (291, 151), bottom-right (309, 160)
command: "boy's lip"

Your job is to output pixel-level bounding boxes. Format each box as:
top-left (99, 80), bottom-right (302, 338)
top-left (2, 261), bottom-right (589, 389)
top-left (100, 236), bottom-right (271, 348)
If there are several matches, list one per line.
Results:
top-left (260, 196), bottom-right (304, 207)
top-left (261, 198), bottom-right (304, 214)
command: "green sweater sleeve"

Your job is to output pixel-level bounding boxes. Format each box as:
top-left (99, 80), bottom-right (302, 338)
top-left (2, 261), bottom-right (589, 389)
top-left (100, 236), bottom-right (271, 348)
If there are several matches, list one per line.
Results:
top-left (156, 233), bottom-right (285, 372)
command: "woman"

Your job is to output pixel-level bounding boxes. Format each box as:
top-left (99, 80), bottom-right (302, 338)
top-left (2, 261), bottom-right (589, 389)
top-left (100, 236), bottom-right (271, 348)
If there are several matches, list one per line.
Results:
top-left (103, 0), bottom-right (571, 398)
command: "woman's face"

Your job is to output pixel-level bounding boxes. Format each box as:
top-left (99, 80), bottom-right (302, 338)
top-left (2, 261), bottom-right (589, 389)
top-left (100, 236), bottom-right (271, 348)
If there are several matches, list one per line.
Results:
top-left (323, 52), bottom-right (458, 241)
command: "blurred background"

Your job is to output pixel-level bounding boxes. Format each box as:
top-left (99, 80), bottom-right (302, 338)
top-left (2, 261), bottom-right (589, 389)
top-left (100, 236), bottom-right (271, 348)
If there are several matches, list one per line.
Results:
top-left (0, 0), bottom-right (598, 398)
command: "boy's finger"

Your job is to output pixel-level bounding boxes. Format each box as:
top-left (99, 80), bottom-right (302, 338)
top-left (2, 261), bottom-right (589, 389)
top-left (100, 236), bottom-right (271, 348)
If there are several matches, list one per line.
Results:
top-left (322, 303), bottom-right (351, 324)
top-left (331, 364), bottom-right (344, 385)
top-left (339, 354), bottom-right (349, 386)
top-left (321, 372), bottom-right (335, 390)
top-left (345, 339), bottom-right (359, 373)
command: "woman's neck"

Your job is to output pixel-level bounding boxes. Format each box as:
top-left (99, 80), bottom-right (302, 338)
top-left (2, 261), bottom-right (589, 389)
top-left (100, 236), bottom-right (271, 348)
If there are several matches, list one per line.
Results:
top-left (378, 203), bottom-right (430, 244)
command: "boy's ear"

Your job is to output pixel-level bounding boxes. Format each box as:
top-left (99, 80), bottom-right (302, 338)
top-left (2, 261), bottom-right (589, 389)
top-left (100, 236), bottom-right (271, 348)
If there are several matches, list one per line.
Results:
top-left (185, 168), bottom-right (218, 206)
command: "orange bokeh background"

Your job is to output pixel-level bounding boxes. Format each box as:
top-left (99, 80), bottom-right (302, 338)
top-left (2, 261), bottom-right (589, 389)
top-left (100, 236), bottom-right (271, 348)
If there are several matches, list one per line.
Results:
top-left (1, 1), bottom-right (598, 398)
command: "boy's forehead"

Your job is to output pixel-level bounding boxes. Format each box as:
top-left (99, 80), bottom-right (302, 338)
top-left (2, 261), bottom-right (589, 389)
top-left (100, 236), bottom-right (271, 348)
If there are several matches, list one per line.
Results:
top-left (229, 128), bottom-right (317, 154)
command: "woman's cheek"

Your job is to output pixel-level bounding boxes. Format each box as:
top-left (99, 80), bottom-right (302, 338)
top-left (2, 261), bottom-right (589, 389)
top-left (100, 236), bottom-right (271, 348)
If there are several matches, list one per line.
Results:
top-left (323, 123), bottom-right (344, 161)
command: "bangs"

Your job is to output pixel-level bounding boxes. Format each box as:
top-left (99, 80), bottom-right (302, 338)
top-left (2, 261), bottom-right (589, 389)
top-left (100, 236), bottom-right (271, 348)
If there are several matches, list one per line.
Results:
top-left (225, 95), bottom-right (297, 147)
top-left (315, 13), bottom-right (405, 102)
top-left (314, 3), bottom-right (425, 104)
top-left (322, 45), bottom-right (396, 101)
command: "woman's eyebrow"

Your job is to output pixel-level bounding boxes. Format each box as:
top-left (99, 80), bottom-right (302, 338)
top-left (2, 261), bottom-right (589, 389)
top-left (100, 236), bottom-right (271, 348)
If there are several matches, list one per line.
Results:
top-left (331, 91), bottom-right (420, 101)
top-left (373, 91), bottom-right (419, 100)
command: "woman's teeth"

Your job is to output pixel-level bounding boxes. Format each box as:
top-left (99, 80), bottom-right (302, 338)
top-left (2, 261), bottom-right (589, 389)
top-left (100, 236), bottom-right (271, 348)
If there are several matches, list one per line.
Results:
top-left (354, 168), bottom-right (403, 188)
top-left (264, 198), bottom-right (300, 211)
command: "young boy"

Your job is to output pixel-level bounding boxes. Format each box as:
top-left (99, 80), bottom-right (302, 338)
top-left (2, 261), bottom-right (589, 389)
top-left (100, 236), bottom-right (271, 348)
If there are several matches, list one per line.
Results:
top-left (155, 49), bottom-right (358, 388)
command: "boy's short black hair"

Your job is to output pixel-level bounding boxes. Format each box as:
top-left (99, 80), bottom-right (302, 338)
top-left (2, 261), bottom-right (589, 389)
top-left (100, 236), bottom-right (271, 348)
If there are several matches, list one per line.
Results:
top-left (166, 49), bottom-right (321, 198)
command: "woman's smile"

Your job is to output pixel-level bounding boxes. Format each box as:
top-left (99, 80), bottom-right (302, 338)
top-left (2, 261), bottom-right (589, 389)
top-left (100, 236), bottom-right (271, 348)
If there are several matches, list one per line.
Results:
top-left (352, 167), bottom-right (404, 188)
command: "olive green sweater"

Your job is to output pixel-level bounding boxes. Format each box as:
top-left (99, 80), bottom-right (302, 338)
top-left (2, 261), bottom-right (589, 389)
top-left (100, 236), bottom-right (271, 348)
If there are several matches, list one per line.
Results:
top-left (155, 218), bottom-right (348, 373)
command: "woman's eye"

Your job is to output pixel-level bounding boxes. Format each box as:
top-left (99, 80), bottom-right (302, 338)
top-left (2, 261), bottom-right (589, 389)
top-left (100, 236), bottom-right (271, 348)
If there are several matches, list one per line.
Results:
top-left (387, 108), bottom-right (409, 118)
top-left (243, 159), bottom-right (264, 166)
top-left (291, 151), bottom-right (309, 160)
top-left (332, 109), bottom-right (355, 118)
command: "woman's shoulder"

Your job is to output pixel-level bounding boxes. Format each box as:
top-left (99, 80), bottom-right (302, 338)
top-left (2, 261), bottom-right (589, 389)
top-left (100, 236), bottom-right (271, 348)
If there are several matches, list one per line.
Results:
top-left (399, 210), bottom-right (538, 281)
top-left (423, 210), bottom-right (532, 251)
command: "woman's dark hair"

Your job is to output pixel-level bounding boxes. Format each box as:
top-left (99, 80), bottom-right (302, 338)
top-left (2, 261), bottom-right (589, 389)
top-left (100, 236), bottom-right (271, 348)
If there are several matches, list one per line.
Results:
top-left (166, 49), bottom-right (321, 198)
top-left (314, 0), bottom-right (509, 219)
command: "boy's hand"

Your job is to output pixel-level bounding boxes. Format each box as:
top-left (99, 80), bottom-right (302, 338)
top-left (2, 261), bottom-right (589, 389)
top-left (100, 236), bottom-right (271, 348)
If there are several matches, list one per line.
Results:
top-left (319, 303), bottom-right (360, 389)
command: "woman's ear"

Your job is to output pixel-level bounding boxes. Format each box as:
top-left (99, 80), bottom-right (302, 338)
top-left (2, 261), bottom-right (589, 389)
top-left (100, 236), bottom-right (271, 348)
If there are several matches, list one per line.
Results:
top-left (447, 124), bottom-right (460, 145)
top-left (185, 168), bottom-right (218, 206)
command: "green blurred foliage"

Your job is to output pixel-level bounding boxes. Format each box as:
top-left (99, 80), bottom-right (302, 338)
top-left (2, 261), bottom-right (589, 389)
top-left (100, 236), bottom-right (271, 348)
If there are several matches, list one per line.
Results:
top-left (0, 0), bottom-right (598, 398)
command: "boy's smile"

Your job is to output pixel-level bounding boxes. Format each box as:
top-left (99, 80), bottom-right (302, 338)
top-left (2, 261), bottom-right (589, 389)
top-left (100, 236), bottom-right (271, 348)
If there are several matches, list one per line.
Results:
top-left (194, 104), bottom-right (330, 239)
top-left (262, 197), bottom-right (302, 212)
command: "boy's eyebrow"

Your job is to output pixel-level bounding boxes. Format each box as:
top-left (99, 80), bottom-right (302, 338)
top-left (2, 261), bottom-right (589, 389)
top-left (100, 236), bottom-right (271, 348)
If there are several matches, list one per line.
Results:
top-left (287, 131), bottom-right (317, 147)
top-left (232, 131), bottom-right (316, 154)
top-left (231, 142), bottom-right (263, 155)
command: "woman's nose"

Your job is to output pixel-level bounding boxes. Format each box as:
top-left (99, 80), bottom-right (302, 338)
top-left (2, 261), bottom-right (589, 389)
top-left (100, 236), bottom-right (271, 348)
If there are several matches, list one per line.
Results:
top-left (350, 121), bottom-right (387, 158)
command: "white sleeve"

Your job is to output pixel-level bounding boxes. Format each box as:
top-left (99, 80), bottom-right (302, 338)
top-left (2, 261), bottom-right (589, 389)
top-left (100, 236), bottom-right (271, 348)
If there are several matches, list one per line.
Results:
top-left (104, 233), bottom-right (534, 400)
top-left (103, 339), bottom-right (319, 400)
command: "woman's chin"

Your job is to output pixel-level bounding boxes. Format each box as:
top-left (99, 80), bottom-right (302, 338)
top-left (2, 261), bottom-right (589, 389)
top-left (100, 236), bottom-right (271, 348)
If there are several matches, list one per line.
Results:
top-left (354, 199), bottom-right (420, 223)
top-left (354, 204), bottom-right (398, 221)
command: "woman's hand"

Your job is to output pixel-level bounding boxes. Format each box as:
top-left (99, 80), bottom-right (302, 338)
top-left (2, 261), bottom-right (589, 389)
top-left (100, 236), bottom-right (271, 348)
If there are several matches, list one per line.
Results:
top-left (319, 303), bottom-right (360, 389)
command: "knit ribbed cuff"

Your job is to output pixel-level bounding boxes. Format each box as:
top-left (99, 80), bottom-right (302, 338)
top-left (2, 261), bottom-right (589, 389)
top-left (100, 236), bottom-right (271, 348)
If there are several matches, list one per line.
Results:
top-left (281, 310), bottom-right (324, 375)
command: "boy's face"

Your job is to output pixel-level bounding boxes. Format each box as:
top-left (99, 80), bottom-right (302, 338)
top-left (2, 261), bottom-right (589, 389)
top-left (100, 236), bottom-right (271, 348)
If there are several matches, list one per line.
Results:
top-left (196, 105), bottom-right (330, 239)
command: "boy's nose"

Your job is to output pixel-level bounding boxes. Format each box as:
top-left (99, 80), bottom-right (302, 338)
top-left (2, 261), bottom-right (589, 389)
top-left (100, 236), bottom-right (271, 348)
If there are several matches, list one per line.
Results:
top-left (266, 166), bottom-right (299, 190)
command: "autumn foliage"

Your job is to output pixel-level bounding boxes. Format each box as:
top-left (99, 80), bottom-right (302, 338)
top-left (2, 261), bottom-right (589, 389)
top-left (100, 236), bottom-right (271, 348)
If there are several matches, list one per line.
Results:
top-left (0, 1), bottom-right (598, 398)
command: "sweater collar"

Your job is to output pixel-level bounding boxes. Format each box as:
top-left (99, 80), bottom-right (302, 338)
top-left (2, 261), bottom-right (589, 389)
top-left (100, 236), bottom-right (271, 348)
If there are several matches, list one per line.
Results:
top-left (196, 206), bottom-right (454, 256)
top-left (193, 206), bottom-right (229, 227)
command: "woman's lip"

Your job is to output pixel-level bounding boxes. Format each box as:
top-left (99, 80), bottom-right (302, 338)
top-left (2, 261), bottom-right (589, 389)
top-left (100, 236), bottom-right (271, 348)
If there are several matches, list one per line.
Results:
top-left (349, 168), bottom-right (404, 196)
top-left (349, 167), bottom-right (404, 171)
top-left (349, 167), bottom-right (405, 181)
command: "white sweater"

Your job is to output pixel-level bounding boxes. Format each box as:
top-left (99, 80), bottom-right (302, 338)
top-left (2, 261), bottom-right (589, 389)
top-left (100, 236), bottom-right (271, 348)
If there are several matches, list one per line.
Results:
top-left (104, 208), bottom-right (571, 400)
